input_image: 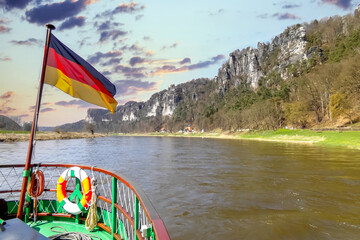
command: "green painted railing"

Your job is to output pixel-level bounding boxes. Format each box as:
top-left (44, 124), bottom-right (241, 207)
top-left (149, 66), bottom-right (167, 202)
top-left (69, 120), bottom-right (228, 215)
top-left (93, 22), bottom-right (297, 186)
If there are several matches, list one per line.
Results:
top-left (0, 164), bottom-right (170, 240)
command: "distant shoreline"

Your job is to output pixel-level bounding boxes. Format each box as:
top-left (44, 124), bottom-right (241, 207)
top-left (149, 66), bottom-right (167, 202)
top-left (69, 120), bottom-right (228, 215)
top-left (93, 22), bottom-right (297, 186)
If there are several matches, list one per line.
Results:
top-left (0, 131), bottom-right (107, 143)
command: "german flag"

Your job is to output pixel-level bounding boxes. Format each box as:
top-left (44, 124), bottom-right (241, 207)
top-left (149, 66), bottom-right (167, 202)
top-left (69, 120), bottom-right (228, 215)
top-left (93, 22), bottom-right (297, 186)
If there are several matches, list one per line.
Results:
top-left (45, 33), bottom-right (117, 113)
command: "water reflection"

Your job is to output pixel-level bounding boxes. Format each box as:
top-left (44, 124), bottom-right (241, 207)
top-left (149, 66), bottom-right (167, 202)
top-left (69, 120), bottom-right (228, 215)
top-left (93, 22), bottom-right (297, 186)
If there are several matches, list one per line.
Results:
top-left (1, 137), bottom-right (360, 239)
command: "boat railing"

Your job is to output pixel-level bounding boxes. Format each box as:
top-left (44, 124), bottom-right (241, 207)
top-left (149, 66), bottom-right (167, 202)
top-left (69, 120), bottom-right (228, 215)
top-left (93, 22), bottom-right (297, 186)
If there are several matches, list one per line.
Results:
top-left (0, 164), bottom-right (170, 240)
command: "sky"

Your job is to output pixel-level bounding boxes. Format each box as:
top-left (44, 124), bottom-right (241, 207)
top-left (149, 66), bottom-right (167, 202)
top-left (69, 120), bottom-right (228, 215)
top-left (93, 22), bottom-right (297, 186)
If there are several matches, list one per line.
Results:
top-left (0, 0), bottom-right (358, 127)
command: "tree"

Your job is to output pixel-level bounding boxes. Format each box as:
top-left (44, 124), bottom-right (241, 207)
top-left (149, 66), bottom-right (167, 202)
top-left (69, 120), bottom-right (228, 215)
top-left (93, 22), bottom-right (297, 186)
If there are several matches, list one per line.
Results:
top-left (86, 123), bottom-right (94, 134)
top-left (329, 92), bottom-right (354, 124)
top-left (23, 122), bottom-right (32, 131)
top-left (284, 101), bottom-right (309, 127)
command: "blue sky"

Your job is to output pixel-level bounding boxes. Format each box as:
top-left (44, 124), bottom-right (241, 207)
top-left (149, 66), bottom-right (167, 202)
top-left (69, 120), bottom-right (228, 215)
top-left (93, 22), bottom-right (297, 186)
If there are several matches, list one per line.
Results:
top-left (0, 0), bottom-right (357, 126)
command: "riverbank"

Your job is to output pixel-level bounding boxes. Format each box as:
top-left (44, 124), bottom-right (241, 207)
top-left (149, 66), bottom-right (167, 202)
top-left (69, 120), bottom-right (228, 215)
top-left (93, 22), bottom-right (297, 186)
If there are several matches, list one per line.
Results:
top-left (117, 129), bottom-right (360, 150)
top-left (1, 129), bottom-right (359, 150)
top-left (0, 131), bottom-right (107, 143)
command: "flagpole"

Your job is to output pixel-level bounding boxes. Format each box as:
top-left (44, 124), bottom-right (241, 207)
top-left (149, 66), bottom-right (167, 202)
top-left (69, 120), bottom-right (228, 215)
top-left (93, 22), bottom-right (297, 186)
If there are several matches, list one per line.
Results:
top-left (17, 24), bottom-right (56, 219)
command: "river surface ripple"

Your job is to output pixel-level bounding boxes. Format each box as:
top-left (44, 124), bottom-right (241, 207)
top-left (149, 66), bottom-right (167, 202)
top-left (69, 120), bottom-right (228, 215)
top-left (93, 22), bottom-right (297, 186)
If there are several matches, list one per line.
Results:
top-left (1, 136), bottom-right (360, 240)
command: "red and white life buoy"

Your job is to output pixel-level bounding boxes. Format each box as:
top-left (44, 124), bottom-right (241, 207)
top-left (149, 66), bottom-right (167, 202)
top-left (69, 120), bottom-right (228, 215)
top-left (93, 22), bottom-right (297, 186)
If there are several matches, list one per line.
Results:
top-left (57, 166), bottom-right (92, 215)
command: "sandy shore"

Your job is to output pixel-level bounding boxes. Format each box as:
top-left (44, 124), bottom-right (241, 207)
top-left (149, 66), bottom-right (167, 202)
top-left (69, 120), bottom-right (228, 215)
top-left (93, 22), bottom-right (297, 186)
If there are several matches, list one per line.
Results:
top-left (0, 132), bottom-right (107, 143)
top-left (118, 132), bottom-right (322, 144)
top-left (1, 131), bottom-right (319, 145)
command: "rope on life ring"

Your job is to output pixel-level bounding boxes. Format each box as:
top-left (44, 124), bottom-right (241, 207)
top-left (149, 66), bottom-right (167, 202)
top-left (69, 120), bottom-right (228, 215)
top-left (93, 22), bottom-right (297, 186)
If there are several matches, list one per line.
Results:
top-left (57, 167), bottom-right (92, 215)
top-left (27, 169), bottom-right (45, 221)
top-left (27, 169), bottom-right (45, 198)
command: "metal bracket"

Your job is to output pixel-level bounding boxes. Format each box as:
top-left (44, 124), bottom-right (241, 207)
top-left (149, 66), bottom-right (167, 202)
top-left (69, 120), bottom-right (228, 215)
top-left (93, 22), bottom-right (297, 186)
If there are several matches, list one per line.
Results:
top-left (22, 170), bottom-right (31, 177)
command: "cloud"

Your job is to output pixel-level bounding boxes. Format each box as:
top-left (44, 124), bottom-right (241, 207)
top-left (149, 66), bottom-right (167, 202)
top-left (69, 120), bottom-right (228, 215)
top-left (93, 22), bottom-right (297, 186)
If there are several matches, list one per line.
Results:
top-left (121, 44), bottom-right (144, 52)
top-left (41, 107), bottom-right (55, 113)
top-left (0, 18), bottom-right (12, 33)
top-left (257, 13), bottom-right (269, 19)
top-left (0, 56), bottom-right (11, 61)
top-left (112, 1), bottom-right (145, 14)
top-left (146, 50), bottom-right (155, 56)
top-left (102, 70), bottom-right (112, 76)
top-left (55, 99), bottom-right (92, 108)
top-left (0, 107), bottom-right (16, 114)
top-left (0, 0), bottom-right (32, 10)
top-left (135, 14), bottom-right (144, 21)
top-left (116, 97), bottom-right (142, 105)
top-left (129, 56), bottom-right (146, 66)
top-left (273, 13), bottom-right (301, 20)
top-left (211, 55), bottom-right (225, 62)
top-left (58, 16), bottom-right (86, 30)
top-left (209, 9), bottom-right (225, 16)
top-left (94, 20), bottom-right (125, 43)
top-left (0, 91), bottom-right (14, 100)
top-left (0, 91), bottom-right (15, 114)
top-left (282, 4), bottom-right (301, 9)
top-left (152, 54), bottom-right (225, 75)
top-left (161, 42), bottom-right (179, 50)
top-left (158, 65), bottom-right (176, 72)
top-left (97, 1), bottom-right (145, 19)
top-left (187, 54), bottom-right (225, 70)
top-left (101, 58), bottom-right (122, 67)
top-left (113, 65), bottom-right (147, 79)
top-left (99, 30), bottom-right (127, 42)
top-left (114, 79), bottom-right (158, 96)
top-left (29, 102), bottom-right (51, 111)
top-left (25, 0), bottom-right (92, 25)
top-left (0, 18), bottom-right (10, 24)
top-left (121, 44), bottom-right (154, 56)
top-left (78, 37), bottom-right (90, 48)
top-left (10, 38), bottom-right (42, 46)
top-left (0, 53), bottom-right (11, 61)
top-left (0, 25), bottom-right (11, 33)
top-left (170, 42), bottom-right (179, 48)
top-left (321, 0), bottom-right (352, 9)
top-left (94, 20), bottom-right (123, 31)
top-left (87, 51), bottom-right (123, 65)
top-left (258, 12), bottom-right (301, 20)
top-left (179, 58), bottom-right (191, 64)
top-left (149, 58), bottom-right (187, 66)
top-left (18, 114), bottom-right (29, 118)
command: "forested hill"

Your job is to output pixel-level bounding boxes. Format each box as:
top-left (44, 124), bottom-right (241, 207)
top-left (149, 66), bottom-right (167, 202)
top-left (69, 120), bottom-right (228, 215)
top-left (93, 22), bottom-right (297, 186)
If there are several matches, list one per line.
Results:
top-left (59, 8), bottom-right (360, 133)
top-left (0, 115), bottom-right (21, 131)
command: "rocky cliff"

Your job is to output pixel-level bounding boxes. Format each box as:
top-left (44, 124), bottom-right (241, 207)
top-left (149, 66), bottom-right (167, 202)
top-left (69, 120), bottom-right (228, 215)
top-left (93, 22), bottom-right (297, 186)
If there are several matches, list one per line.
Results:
top-left (215, 24), bottom-right (309, 93)
top-left (67, 23), bottom-right (313, 132)
top-left (82, 77), bottom-right (213, 132)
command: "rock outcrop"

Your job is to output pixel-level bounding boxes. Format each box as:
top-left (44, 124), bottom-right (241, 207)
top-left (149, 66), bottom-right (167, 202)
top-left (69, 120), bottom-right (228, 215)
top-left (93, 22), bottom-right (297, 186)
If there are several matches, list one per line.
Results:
top-left (215, 24), bottom-right (307, 93)
top-left (67, 24), bottom-right (314, 132)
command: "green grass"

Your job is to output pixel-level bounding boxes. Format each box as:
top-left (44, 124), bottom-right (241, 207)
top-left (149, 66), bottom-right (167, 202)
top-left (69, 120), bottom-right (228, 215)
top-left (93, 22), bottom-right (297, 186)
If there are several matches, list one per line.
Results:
top-left (0, 130), bottom-right (49, 134)
top-left (133, 129), bottom-right (360, 150)
top-left (239, 129), bottom-right (360, 149)
top-left (0, 130), bottom-right (31, 134)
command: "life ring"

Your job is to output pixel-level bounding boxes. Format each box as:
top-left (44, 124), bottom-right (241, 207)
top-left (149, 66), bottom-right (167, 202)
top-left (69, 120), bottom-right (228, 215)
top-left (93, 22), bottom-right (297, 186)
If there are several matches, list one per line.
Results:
top-left (57, 167), bottom-right (92, 215)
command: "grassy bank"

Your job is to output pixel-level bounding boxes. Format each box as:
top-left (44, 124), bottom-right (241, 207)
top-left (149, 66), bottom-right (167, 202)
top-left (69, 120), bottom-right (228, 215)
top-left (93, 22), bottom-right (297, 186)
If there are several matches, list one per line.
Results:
top-left (0, 130), bottom-right (107, 142)
top-left (239, 129), bottom-right (360, 149)
top-left (120, 129), bottom-right (360, 150)
top-left (2, 129), bottom-right (359, 150)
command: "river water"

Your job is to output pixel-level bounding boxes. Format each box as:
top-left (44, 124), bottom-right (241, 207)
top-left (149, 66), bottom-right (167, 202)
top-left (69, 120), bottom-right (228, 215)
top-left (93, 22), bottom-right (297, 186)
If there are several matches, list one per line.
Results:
top-left (1, 136), bottom-right (360, 239)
